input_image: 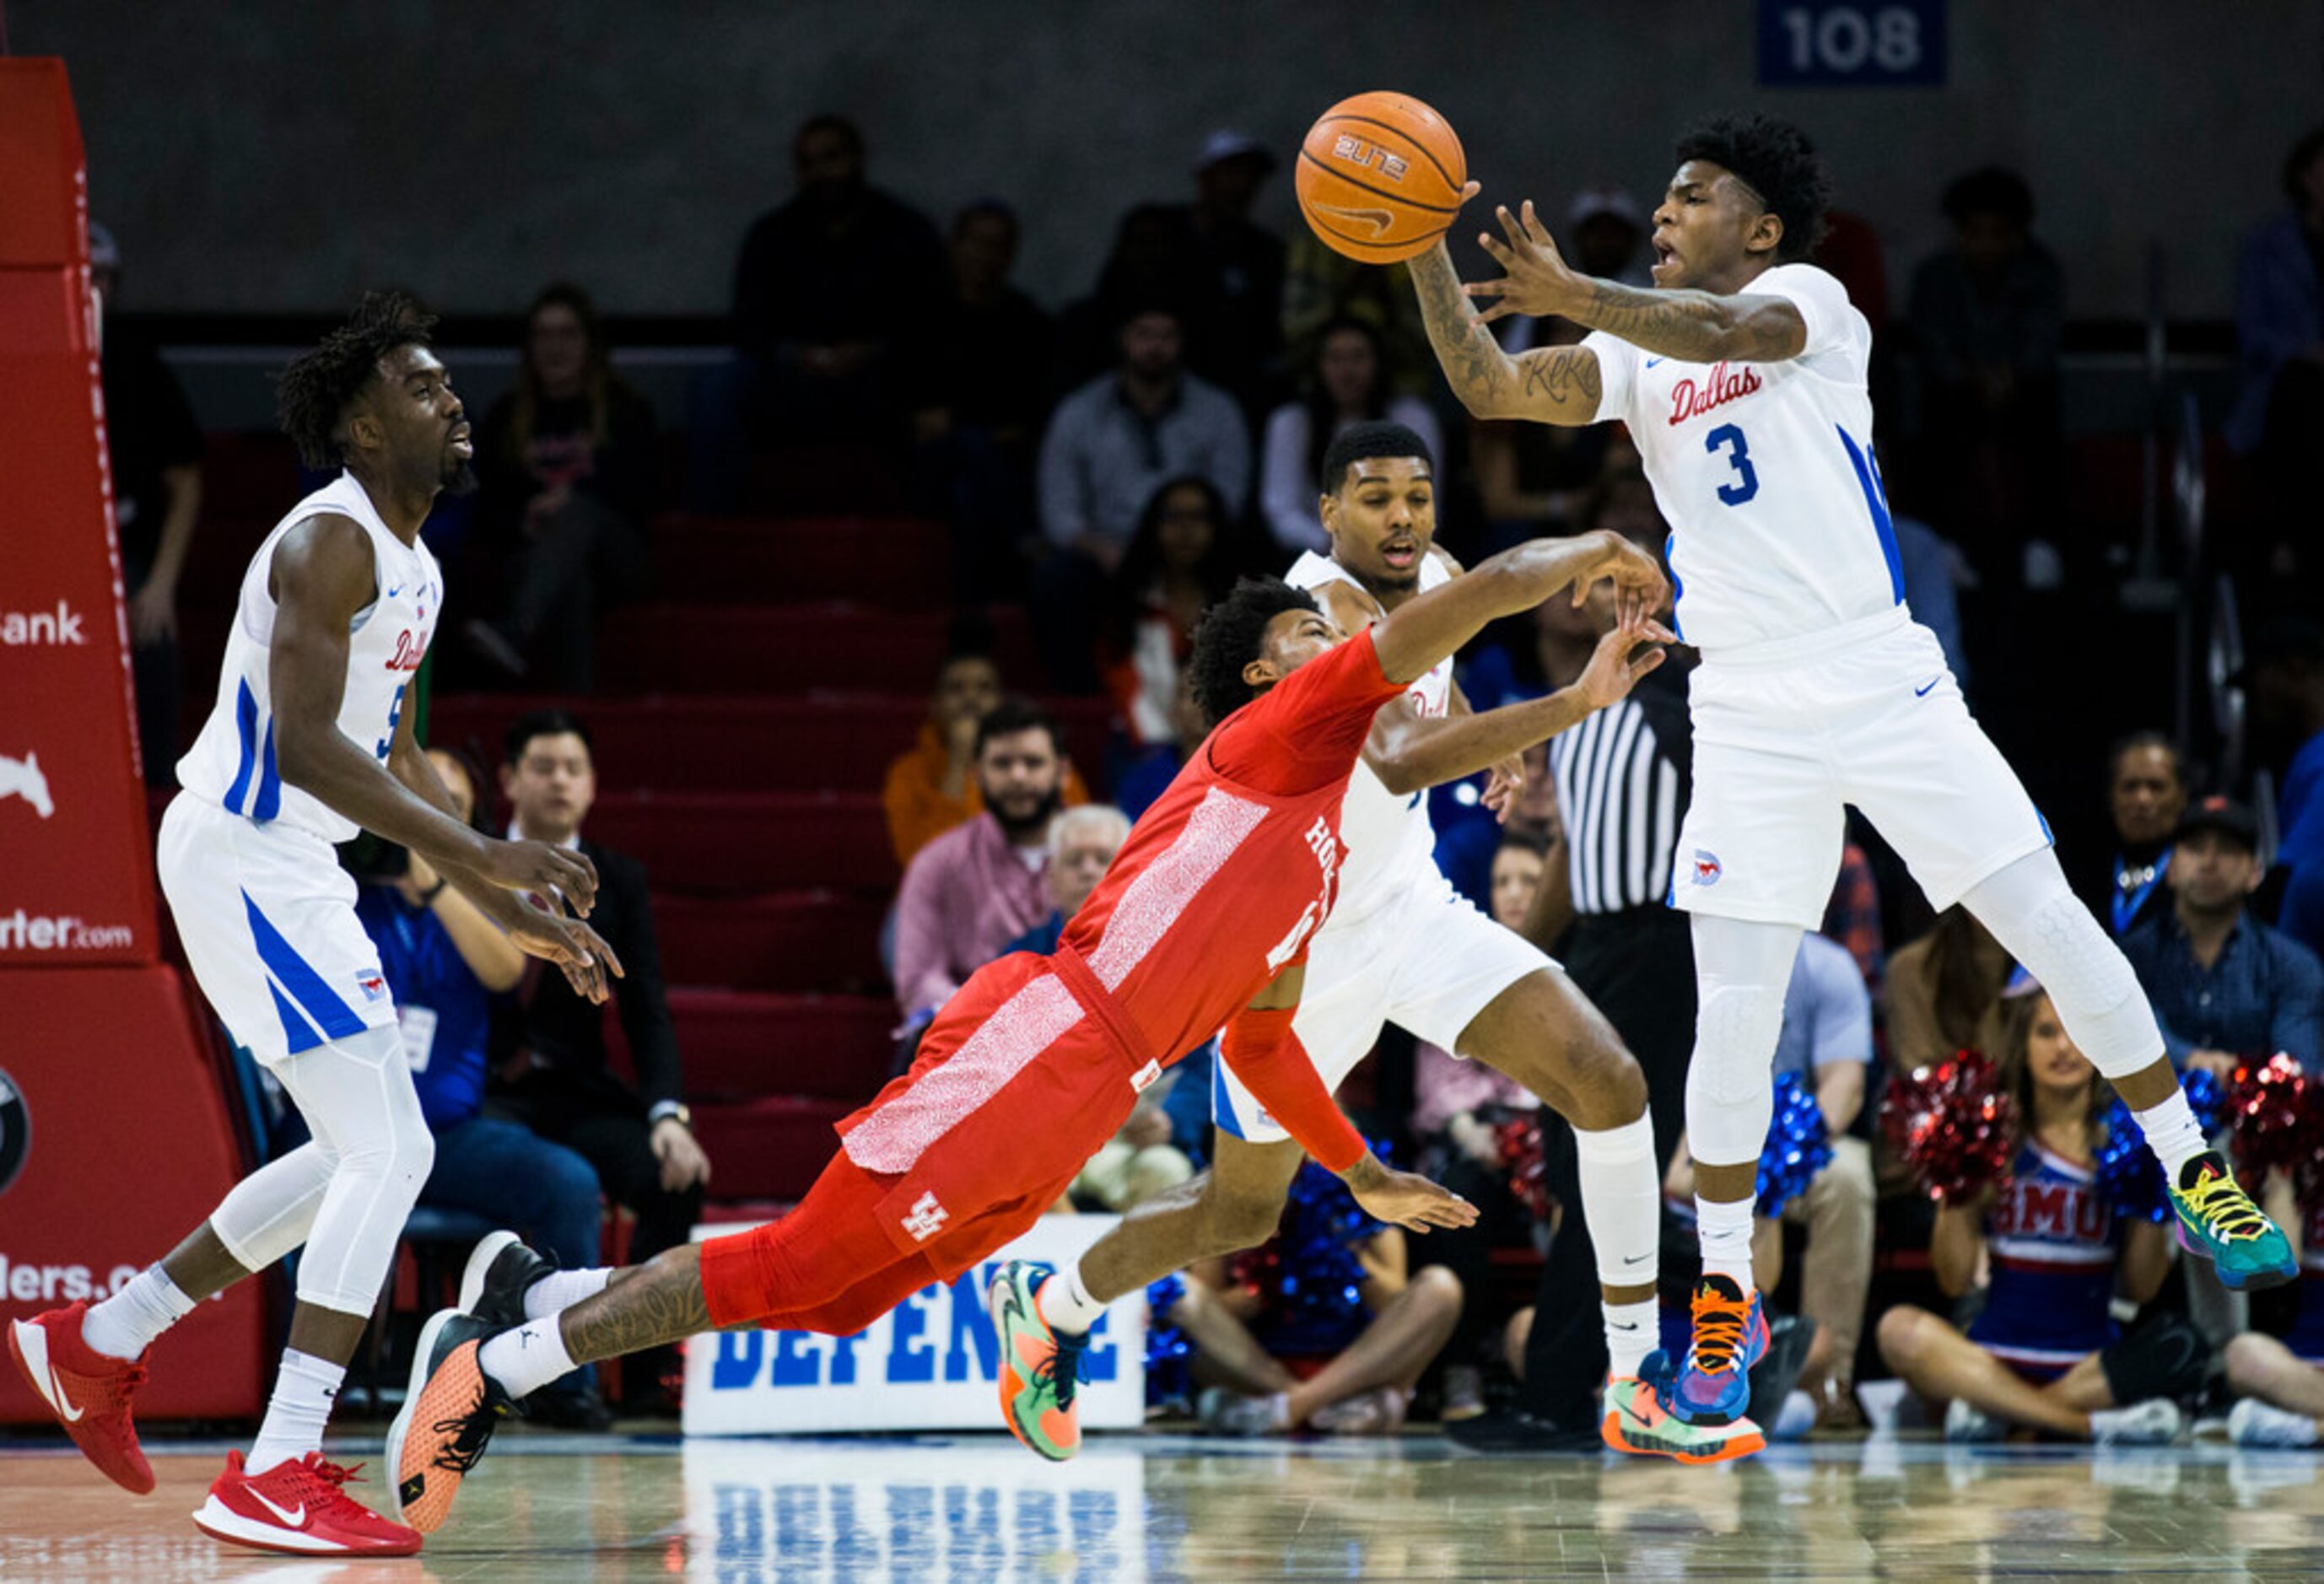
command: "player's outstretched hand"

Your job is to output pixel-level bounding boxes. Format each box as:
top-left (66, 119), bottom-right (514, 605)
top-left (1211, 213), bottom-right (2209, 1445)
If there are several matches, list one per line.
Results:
top-left (1342, 1155), bottom-right (1480, 1236)
top-left (482, 838), bottom-right (600, 916)
top-left (1481, 754), bottom-right (1524, 824)
top-left (1465, 200), bottom-right (1584, 324)
top-left (510, 908), bottom-right (627, 1004)
top-left (1576, 593), bottom-right (1677, 712)
top-left (1572, 528), bottom-right (1670, 610)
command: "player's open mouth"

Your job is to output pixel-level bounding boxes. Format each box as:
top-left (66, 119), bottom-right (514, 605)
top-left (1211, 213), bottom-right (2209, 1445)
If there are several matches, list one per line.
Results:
top-left (449, 427), bottom-right (473, 457)
top-left (1382, 541), bottom-right (1418, 569)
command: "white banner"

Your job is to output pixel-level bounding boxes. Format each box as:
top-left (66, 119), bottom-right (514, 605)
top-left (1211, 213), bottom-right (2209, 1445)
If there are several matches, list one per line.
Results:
top-left (682, 1214), bottom-right (1147, 1436)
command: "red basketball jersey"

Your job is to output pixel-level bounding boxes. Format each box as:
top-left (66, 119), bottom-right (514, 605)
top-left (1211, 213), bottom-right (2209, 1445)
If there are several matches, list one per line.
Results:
top-left (1058, 628), bottom-right (1405, 1062)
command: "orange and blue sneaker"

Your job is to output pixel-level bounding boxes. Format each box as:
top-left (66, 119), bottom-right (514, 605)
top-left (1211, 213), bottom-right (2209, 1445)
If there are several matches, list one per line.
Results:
top-left (989, 1261), bottom-right (1086, 1462)
top-left (1603, 1370), bottom-right (1765, 1463)
top-left (385, 1308), bottom-right (523, 1534)
top-left (1665, 1274), bottom-right (1769, 1427)
top-left (2169, 1150), bottom-right (2297, 1290)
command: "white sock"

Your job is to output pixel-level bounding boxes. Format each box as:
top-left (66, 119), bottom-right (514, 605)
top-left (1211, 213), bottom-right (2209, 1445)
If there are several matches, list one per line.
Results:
top-left (1037, 1264), bottom-right (1108, 1336)
top-left (2133, 1089), bottom-right (2208, 1178)
top-left (1696, 1195), bottom-right (1756, 1291)
top-left (478, 1317), bottom-right (579, 1400)
top-left (246, 1350), bottom-right (344, 1475)
top-left (80, 1263), bottom-right (196, 1360)
top-left (1604, 1299), bottom-right (1658, 1381)
top-left (1575, 1114), bottom-right (1659, 1284)
top-left (524, 1268), bottom-right (612, 1321)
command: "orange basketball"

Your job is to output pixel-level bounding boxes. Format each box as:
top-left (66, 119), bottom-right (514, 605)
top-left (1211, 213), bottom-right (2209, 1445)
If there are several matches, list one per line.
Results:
top-left (1295, 92), bottom-right (1469, 264)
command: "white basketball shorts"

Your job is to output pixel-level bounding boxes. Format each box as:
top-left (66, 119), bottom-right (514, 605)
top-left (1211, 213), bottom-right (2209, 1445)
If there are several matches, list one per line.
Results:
top-left (1213, 865), bottom-right (1553, 1145)
top-left (1670, 607), bottom-right (2052, 931)
top-left (157, 793), bottom-right (397, 1065)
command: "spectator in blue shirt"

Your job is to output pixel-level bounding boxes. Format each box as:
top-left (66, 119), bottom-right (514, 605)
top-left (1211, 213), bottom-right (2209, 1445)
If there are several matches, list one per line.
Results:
top-left (354, 746), bottom-right (609, 1425)
top-left (2121, 796), bottom-right (2324, 1079)
top-left (2234, 620), bottom-right (2324, 960)
top-left (2089, 732), bottom-right (2190, 940)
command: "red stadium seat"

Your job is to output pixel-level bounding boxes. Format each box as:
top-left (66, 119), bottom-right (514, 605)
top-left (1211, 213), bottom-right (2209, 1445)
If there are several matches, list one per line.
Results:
top-left (651, 891), bottom-right (888, 994)
top-left (687, 1095), bottom-right (858, 1201)
top-left (584, 790), bottom-right (894, 893)
top-left (649, 515), bottom-right (952, 609)
top-left (666, 987), bottom-right (894, 1100)
top-left (594, 602), bottom-right (1038, 694)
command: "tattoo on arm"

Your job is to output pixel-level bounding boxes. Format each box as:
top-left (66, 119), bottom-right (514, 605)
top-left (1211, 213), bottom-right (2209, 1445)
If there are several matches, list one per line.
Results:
top-left (1410, 247), bottom-right (1512, 413)
top-left (558, 1247), bottom-right (711, 1365)
top-left (1518, 348), bottom-right (1602, 413)
top-left (1571, 280), bottom-right (1804, 364)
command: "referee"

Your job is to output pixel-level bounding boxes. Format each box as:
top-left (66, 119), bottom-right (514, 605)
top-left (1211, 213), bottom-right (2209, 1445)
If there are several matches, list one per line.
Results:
top-left (1458, 487), bottom-right (1702, 1445)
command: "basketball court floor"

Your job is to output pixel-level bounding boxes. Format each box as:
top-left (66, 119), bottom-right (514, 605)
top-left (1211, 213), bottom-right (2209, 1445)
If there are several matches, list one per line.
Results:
top-left (5, 1426), bottom-right (2324, 1580)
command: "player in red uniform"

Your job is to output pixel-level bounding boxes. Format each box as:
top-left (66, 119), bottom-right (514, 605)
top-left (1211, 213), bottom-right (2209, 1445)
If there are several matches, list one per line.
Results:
top-left (383, 527), bottom-right (1671, 1535)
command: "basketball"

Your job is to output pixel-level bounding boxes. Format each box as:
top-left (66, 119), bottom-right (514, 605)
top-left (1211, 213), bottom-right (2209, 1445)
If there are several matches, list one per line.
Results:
top-left (1295, 91), bottom-right (1469, 265)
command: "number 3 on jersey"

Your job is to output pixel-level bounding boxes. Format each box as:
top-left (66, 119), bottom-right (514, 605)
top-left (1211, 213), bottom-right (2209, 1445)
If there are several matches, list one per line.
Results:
top-left (1704, 423), bottom-right (1759, 506)
top-left (375, 682), bottom-right (407, 761)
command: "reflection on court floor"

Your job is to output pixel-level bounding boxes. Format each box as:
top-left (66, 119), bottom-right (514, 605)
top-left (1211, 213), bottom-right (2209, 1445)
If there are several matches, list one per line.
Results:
top-left (4, 1430), bottom-right (2324, 1580)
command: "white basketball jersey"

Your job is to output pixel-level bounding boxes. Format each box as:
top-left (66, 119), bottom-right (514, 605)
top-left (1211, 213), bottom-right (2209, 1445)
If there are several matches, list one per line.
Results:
top-left (1584, 262), bottom-right (1901, 655)
top-left (177, 472), bottom-right (442, 843)
top-left (1285, 548), bottom-right (1453, 919)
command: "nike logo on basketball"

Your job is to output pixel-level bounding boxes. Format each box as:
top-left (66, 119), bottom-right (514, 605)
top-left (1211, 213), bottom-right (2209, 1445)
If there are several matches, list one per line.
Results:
top-left (1914, 679), bottom-right (1939, 697)
top-left (251, 1490), bottom-right (307, 1526)
top-left (1311, 201), bottom-right (1395, 238)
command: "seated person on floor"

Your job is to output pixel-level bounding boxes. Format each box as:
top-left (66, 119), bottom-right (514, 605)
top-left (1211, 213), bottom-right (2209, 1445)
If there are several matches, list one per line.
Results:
top-left (1875, 983), bottom-right (2207, 1444)
top-left (1163, 1156), bottom-right (1464, 1436)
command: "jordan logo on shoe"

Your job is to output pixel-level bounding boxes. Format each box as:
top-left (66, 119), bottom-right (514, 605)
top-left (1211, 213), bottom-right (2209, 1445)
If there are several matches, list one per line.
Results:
top-left (251, 1490), bottom-right (307, 1526)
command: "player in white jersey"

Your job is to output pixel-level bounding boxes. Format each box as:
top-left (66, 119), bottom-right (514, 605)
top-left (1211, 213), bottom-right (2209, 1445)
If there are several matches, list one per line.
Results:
top-left (7, 294), bottom-right (619, 1557)
top-left (1028, 420), bottom-right (1757, 1460)
top-left (1408, 113), bottom-right (2295, 1436)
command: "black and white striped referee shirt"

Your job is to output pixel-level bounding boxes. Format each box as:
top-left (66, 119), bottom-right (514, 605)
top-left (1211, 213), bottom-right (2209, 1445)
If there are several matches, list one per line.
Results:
top-left (1548, 662), bottom-right (1695, 915)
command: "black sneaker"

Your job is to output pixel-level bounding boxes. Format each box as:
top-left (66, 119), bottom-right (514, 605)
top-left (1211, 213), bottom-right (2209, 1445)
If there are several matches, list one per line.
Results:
top-left (458, 1230), bottom-right (557, 1330)
top-left (1747, 1312), bottom-right (1817, 1423)
top-left (1443, 1406), bottom-right (1605, 1453)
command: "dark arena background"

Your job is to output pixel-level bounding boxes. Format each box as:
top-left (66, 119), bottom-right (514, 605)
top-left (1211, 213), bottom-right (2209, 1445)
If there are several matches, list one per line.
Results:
top-left (4, 2), bottom-right (2324, 1577)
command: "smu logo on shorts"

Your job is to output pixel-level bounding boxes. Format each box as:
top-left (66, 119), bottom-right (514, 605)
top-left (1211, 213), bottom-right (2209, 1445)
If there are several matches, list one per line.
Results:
top-left (353, 970), bottom-right (389, 1005)
top-left (1691, 849), bottom-right (1723, 887)
top-left (902, 1192), bottom-right (949, 1242)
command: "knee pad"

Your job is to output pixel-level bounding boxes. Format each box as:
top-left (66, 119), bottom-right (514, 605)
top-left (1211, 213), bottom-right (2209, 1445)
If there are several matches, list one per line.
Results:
top-left (2100, 1315), bottom-right (2213, 1404)
top-left (1692, 983), bottom-right (1786, 1107)
top-left (1974, 867), bottom-right (2160, 1079)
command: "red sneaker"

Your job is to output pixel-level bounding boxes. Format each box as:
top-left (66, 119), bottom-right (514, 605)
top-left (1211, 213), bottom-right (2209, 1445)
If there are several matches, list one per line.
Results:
top-left (191, 1450), bottom-right (421, 1557)
top-left (8, 1302), bottom-right (154, 1495)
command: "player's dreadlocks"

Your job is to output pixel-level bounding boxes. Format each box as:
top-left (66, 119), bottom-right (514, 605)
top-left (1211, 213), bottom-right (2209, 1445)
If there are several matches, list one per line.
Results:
top-left (1187, 576), bottom-right (1323, 728)
top-left (275, 290), bottom-right (439, 469)
top-left (1674, 115), bottom-right (1832, 261)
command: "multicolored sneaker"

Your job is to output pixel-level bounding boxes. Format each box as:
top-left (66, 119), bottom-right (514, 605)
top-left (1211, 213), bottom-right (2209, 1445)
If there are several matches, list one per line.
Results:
top-left (385, 1309), bottom-right (522, 1533)
top-left (191, 1450), bottom-right (420, 1556)
top-left (1666, 1274), bottom-right (1770, 1427)
top-left (2169, 1151), bottom-right (2297, 1290)
top-left (1603, 1367), bottom-right (1765, 1463)
top-left (989, 1262), bottom-right (1086, 1462)
top-left (7, 1302), bottom-right (154, 1494)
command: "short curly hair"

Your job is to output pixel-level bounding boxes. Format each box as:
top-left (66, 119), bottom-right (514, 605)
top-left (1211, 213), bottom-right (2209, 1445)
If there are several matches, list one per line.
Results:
top-left (1674, 115), bottom-right (1831, 262)
top-left (276, 290), bottom-right (439, 469)
top-left (1187, 576), bottom-right (1322, 728)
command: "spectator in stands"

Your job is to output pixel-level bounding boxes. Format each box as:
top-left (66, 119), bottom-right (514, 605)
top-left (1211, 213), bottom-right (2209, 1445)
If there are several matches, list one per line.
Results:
top-left (891, 698), bottom-right (1070, 1028)
top-left (1410, 828), bottom-right (1555, 1420)
top-left (693, 114), bottom-right (947, 507)
top-left (1908, 165), bottom-right (2065, 578)
top-left (1113, 669), bottom-right (1209, 824)
top-left (2089, 732), bottom-right (2190, 940)
top-left (89, 224), bottom-right (204, 784)
top-left (1259, 318), bottom-right (1444, 556)
top-left (1033, 298), bottom-right (1250, 690)
top-left (1821, 841), bottom-right (1887, 999)
top-left (1101, 476), bottom-right (1252, 752)
top-left (2230, 123), bottom-right (2324, 585)
top-left (1159, 131), bottom-right (1288, 416)
top-left (490, 708), bottom-right (708, 1404)
top-left (2121, 796), bottom-right (2324, 1077)
top-left (1179, 1167), bottom-right (1464, 1438)
top-left (881, 619), bottom-right (1088, 868)
top-left (1281, 238), bottom-right (1432, 401)
top-left (1567, 186), bottom-right (1651, 288)
top-left (933, 200), bottom-right (1054, 596)
top-left (1875, 987), bottom-right (2202, 1445)
top-left (463, 283), bottom-right (659, 691)
top-left (1884, 907), bottom-right (2014, 1071)
top-left (352, 746), bottom-right (611, 1427)
top-left (2240, 619), bottom-right (2324, 962)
